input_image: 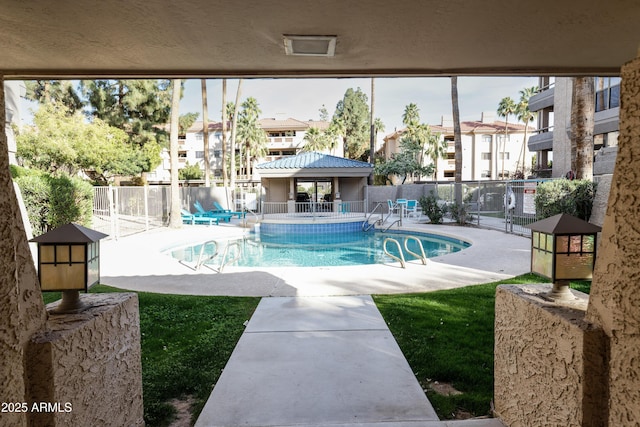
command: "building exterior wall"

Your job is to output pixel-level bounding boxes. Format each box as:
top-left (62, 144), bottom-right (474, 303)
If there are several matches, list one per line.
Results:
top-left (586, 56), bottom-right (640, 425)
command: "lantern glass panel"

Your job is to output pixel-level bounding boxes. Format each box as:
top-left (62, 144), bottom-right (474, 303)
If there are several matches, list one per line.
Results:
top-left (545, 233), bottom-right (554, 252)
top-left (556, 235), bottom-right (569, 253)
top-left (532, 248), bottom-right (553, 279)
top-left (532, 232), bottom-right (539, 248)
top-left (71, 244), bottom-right (85, 262)
top-left (40, 245), bottom-right (55, 263)
top-left (56, 245), bottom-right (70, 263)
top-left (583, 235), bottom-right (595, 252)
top-left (555, 253), bottom-right (594, 280)
top-left (570, 235), bottom-right (582, 253)
top-left (40, 263), bottom-right (85, 290)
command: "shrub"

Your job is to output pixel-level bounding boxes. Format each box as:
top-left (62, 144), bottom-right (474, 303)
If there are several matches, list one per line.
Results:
top-left (449, 202), bottom-right (473, 225)
top-left (534, 179), bottom-right (596, 221)
top-left (13, 167), bottom-right (94, 234)
top-left (419, 191), bottom-right (447, 224)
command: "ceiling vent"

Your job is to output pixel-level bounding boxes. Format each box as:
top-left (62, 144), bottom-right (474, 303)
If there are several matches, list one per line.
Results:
top-left (283, 35), bottom-right (336, 57)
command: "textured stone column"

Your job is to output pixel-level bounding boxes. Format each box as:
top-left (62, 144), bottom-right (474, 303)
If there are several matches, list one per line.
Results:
top-left (0, 77), bottom-right (47, 426)
top-left (586, 56), bottom-right (640, 424)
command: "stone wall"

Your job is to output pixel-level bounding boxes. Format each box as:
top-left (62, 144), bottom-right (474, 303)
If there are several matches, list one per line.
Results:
top-left (586, 56), bottom-right (640, 425)
top-left (494, 285), bottom-right (607, 427)
top-left (27, 293), bottom-right (144, 427)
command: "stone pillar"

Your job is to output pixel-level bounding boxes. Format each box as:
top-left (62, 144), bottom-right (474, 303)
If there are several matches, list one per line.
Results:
top-left (0, 76), bottom-right (48, 426)
top-left (586, 56), bottom-right (640, 425)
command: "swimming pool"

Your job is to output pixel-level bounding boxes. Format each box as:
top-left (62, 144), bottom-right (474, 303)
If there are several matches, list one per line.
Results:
top-left (167, 229), bottom-right (470, 268)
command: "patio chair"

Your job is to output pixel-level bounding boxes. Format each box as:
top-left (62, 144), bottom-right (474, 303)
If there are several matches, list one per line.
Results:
top-left (193, 201), bottom-right (233, 222)
top-left (182, 208), bottom-right (219, 225)
top-left (387, 199), bottom-right (399, 215)
top-left (406, 199), bottom-right (420, 218)
top-left (212, 201), bottom-right (246, 219)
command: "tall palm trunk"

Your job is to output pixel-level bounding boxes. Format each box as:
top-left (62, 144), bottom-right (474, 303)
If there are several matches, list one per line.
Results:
top-left (222, 79), bottom-right (229, 188)
top-left (201, 79), bottom-right (210, 187)
top-left (451, 76), bottom-right (463, 205)
top-left (229, 79), bottom-right (243, 194)
top-left (571, 77), bottom-right (595, 180)
top-left (169, 79), bottom-right (182, 228)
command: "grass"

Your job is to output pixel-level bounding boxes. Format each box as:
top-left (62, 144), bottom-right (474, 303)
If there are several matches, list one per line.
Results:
top-left (42, 286), bottom-right (260, 427)
top-left (373, 274), bottom-right (591, 419)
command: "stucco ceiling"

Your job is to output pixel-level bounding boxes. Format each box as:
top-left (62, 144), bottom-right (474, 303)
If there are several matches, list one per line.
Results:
top-left (1, 0), bottom-right (639, 79)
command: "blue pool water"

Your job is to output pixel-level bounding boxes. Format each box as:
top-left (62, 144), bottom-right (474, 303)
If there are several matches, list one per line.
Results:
top-left (168, 230), bottom-right (470, 268)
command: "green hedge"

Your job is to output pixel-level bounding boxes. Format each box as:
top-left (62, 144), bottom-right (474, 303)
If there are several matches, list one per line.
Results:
top-left (12, 166), bottom-right (94, 235)
top-left (534, 179), bottom-right (595, 221)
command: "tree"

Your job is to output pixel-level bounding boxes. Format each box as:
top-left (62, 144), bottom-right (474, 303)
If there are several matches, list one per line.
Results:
top-left (319, 105), bottom-right (330, 121)
top-left (169, 79), bottom-right (182, 228)
top-left (301, 127), bottom-right (327, 152)
top-left (571, 77), bottom-right (595, 180)
top-left (24, 80), bottom-right (84, 114)
top-left (497, 96), bottom-right (517, 179)
top-left (451, 76), bottom-right (463, 206)
top-left (15, 104), bottom-right (145, 184)
top-left (375, 149), bottom-right (434, 184)
top-left (237, 97), bottom-right (268, 178)
top-left (222, 79), bottom-right (229, 187)
top-left (402, 103), bottom-right (420, 127)
top-left (179, 162), bottom-right (203, 180)
top-left (178, 112), bottom-right (199, 136)
top-left (201, 79), bottom-right (211, 187)
top-left (331, 88), bottom-right (370, 159)
top-left (515, 86), bottom-right (538, 176)
top-left (229, 79), bottom-right (243, 191)
top-left (425, 131), bottom-right (448, 181)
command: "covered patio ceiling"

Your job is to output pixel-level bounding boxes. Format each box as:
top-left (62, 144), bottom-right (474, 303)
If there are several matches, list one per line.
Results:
top-left (1, 0), bottom-right (639, 79)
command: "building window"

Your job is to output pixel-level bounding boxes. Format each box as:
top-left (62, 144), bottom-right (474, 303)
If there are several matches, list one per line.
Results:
top-left (178, 151), bottom-right (187, 158)
top-left (481, 170), bottom-right (491, 178)
top-left (447, 152), bottom-right (455, 160)
top-left (195, 134), bottom-right (203, 141)
top-left (214, 150), bottom-right (222, 158)
top-left (481, 152), bottom-right (491, 160)
top-left (499, 152), bottom-right (510, 160)
top-left (444, 171), bottom-right (454, 178)
top-left (195, 151), bottom-right (204, 159)
top-left (482, 135), bottom-right (492, 143)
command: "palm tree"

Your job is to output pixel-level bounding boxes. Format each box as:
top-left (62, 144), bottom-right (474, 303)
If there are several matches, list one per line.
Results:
top-left (301, 127), bottom-right (327, 152)
top-left (571, 77), bottom-right (595, 180)
top-left (221, 79), bottom-right (229, 188)
top-left (201, 79), bottom-right (210, 187)
top-left (515, 86), bottom-right (538, 177)
top-left (451, 76), bottom-right (463, 205)
top-left (402, 103), bottom-right (420, 127)
top-left (237, 97), bottom-right (265, 178)
top-left (497, 96), bottom-right (517, 179)
top-left (229, 79), bottom-right (243, 191)
top-left (169, 79), bottom-right (182, 228)
top-left (426, 132), bottom-right (448, 181)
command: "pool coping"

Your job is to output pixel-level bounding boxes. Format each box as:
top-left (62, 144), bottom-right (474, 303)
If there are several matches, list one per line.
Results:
top-left (99, 219), bottom-right (532, 297)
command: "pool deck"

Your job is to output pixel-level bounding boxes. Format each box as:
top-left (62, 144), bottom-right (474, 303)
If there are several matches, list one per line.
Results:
top-left (100, 219), bottom-right (531, 297)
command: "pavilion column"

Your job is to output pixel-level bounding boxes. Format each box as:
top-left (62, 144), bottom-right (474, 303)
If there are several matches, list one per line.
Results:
top-left (586, 55), bottom-right (640, 424)
top-left (0, 77), bottom-right (47, 426)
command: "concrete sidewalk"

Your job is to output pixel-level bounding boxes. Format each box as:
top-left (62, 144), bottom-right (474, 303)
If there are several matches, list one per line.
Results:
top-left (195, 295), bottom-right (441, 427)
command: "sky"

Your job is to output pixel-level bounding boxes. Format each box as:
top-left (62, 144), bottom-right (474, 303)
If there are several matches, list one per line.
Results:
top-left (178, 76), bottom-right (540, 138)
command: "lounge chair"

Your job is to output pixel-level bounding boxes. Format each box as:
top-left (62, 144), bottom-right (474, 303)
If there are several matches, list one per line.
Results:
top-left (193, 201), bottom-right (233, 222)
top-left (406, 199), bottom-right (420, 218)
top-left (212, 201), bottom-right (246, 219)
top-left (182, 208), bottom-right (219, 225)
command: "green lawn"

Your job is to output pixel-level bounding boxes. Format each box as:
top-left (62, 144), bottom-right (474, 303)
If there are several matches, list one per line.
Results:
top-left (374, 274), bottom-right (591, 419)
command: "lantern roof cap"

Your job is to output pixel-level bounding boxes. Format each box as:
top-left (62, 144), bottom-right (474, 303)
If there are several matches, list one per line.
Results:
top-left (29, 223), bottom-right (108, 243)
top-left (526, 213), bottom-right (601, 234)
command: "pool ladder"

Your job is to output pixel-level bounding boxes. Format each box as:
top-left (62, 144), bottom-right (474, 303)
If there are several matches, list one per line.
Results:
top-left (178, 240), bottom-right (242, 273)
top-left (382, 236), bottom-right (428, 268)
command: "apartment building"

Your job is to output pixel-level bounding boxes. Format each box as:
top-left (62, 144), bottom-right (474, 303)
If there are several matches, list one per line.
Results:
top-left (527, 76), bottom-right (620, 178)
top-left (146, 117), bottom-right (337, 184)
top-left (382, 112), bottom-right (533, 183)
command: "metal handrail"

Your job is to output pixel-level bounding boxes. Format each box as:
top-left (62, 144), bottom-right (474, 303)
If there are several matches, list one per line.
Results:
top-left (178, 240), bottom-right (219, 271)
top-left (383, 237), bottom-right (406, 268)
top-left (178, 239), bottom-right (242, 272)
top-left (363, 202), bottom-right (386, 231)
top-left (403, 236), bottom-right (427, 265)
top-left (216, 242), bottom-right (241, 273)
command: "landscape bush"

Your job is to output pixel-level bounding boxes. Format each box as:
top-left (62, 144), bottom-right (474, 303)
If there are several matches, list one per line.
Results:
top-left (12, 166), bottom-right (94, 234)
top-left (534, 178), bottom-right (595, 221)
top-left (419, 191), bottom-right (447, 224)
